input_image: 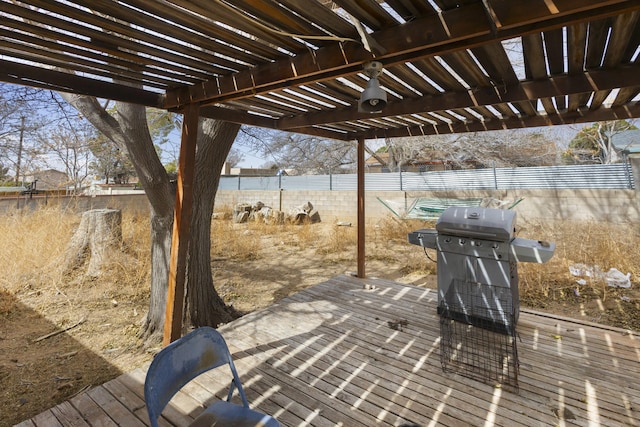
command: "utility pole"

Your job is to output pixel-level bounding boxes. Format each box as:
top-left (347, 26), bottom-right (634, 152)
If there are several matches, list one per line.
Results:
top-left (15, 116), bottom-right (25, 185)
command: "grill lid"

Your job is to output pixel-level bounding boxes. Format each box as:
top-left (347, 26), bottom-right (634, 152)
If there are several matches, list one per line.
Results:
top-left (435, 206), bottom-right (516, 241)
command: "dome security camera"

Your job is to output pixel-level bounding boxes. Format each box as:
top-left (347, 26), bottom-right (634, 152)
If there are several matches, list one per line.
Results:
top-left (358, 61), bottom-right (387, 113)
top-left (359, 77), bottom-right (387, 112)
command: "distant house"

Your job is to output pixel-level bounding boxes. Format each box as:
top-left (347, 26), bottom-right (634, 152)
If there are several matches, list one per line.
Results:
top-left (365, 152), bottom-right (451, 173)
top-left (0, 186), bottom-right (28, 197)
top-left (22, 169), bottom-right (69, 191)
top-left (612, 130), bottom-right (640, 156)
top-left (221, 162), bottom-right (286, 176)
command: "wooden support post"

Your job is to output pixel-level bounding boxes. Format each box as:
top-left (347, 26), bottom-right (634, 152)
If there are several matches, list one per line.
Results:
top-left (357, 137), bottom-right (365, 278)
top-left (163, 102), bottom-right (199, 346)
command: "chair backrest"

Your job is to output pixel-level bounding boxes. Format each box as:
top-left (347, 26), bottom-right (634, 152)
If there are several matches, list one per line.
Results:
top-left (144, 327), bottom-right (249, 426)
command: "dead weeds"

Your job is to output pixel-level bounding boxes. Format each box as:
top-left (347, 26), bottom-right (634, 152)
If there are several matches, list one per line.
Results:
top-left (1, 207), bottom-right (639, 426)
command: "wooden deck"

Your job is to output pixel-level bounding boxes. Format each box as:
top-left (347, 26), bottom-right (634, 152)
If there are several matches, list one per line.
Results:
top-left (16, 275), bottom-right (640, 426)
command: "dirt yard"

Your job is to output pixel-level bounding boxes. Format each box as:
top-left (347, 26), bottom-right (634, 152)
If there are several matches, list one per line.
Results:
top-left (1, 219), bottom-right (639, 426)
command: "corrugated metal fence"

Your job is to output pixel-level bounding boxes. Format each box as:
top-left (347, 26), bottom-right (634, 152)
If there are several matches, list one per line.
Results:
top-left (219, 163), bottom-right (635, 191)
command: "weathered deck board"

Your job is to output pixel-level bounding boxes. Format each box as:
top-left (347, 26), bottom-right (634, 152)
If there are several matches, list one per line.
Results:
top-left (16, 275), bottom-right (640, 426)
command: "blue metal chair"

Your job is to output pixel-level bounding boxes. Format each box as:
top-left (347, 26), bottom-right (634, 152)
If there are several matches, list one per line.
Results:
top-left (144, 326), bottom-right (280, 427)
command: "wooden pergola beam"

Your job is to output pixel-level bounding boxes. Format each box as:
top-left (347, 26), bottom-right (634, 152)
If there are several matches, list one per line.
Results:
top-left (0, 62), bottom-right (164, 108)
top-left (348, 103), bottom-right (640, 140)
top-left (164, 0), bottom-right (639, 109)
top-left (198, 106), bottom-right (353, 140)
top-left (277, 65), bottom-right (640, 130)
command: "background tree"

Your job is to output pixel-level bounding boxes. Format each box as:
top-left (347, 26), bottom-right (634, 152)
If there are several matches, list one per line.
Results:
top-left (370, 129), bottom-right (559, 171)
top-left (147, 108), bottom-right (180, 165)
top-left (225, 147), bottom-right (245, 168)
top-left (164, 160), bottom-right (178, 176)
top-left (238, 128), bottom-right (356, 174)
top-left (0, 163), bottom-right (10, 183)
top-left (88, 132), bottom-right (135, 184)
top-left (36, 117), bottom-right (94, 193)
top-left (89, 107), bottom-right (175, 184)
top-left (59, 91), bottom-right (240, 341)
top-left (372, 137), bottom-right (424, 172)
top-left (563, 120), bottom-right (637, 164)
top-left (442, 130), bottom-right (559, 168)
top-left (0, 84), bottom-right (49, 184)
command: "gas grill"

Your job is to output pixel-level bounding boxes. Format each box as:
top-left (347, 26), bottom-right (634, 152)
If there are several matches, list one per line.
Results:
top-left (408, 206), bottom-right (555, 391)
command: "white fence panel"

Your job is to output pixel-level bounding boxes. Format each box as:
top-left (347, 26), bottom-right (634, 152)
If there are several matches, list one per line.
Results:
top-left (365, 173), bottom-right (402, 190)
top-left (219, 163), bottom-right (634, 191)
top-left (495, 164), bottom-right (633, 189)
top-left (281, 175), bottom-right (331, 190)
top-left (402, 169), bottom-right (497, 190)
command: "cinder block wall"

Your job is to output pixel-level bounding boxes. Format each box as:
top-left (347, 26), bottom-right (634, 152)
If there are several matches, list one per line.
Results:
top-left (0, 194), bottom-right (151, 215)
top-left (2, 189), bottom-right (637, 223)
top-left (215, 189), bottom-right (639, 223)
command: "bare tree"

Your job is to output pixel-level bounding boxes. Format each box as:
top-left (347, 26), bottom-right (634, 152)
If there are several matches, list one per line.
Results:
top-left (0, 84), bottom-right (48, 184)
top-left (60, 92), bottom-right (240, 341)
top-left (237, 128), bottom-right (356, 174)
top-left (37, 118), bottom-right (93, 193)
top-left (372, 130), bottom-right (559, 170)
top-left (440, 131), bottom-right (558, 168)
top-left (376, 137), bottom-right (425, 172)
top-left (88, 132), bottom-right (135, 184)
top-left (225, 147), bottom-right (245, 168)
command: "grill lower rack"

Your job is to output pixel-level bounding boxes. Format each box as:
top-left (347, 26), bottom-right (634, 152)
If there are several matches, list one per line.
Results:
top-left (439, 279), bottom-right (519, 391)
top-left (439, 278), bottom-right (518, 336)
top-left (439, 305), bottom-right (519, 393)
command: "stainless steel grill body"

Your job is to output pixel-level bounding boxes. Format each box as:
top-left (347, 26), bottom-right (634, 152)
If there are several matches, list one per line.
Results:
top-left (408, 206), bottom-right (554, 333)
top-left (435, 232), bottom-right (519, 333)
top-left (438, 208), bottom-right (517, 333)
top-left (408, 206), bottom-right (555, 391)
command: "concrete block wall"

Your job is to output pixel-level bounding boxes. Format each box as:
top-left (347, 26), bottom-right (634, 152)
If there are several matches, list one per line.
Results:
top-left (216, 189), bottom-right (639, 223)
top-left (1, 189), bottom-right (637, 224)
top-left (0, 194), bottom-right (151, 215)
top-left (504, 189), bottom-right (639, 222)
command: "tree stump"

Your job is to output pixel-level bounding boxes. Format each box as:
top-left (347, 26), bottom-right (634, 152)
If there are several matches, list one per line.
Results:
top-left (288, 201), bottom-right (314, 224)
top-left (64, 209), bottom-right (123, 277)
top-left (233, 203), bottom-right (252, 223)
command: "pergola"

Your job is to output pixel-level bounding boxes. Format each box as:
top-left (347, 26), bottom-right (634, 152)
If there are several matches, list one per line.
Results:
top-left (2, 0), bottom-right (640, 344)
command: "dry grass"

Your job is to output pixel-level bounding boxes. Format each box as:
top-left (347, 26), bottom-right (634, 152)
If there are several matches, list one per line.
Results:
top-left (211, 219), bottom-right (263, 260)
top-left (0, 207), bottom-right (151, 294)
top-left (517, 220), bottom-right (640, 295)
top-left (316, 224), bottom-right (356, 255)
top-left (0, 208), bottom-right (74, 289)
top-left (210, 218), bottom-right (321, 259)
top-left (2, 207), bottom-right (638, 323)
top-left (366, 217), bottom-right (438, 277)
top-left (0, 207), bottom-right (154, 427)
top-left (1, 206), bottom-right (639, 426)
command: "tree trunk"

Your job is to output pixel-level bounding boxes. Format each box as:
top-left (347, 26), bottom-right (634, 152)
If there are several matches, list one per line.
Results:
top-left (60, 94), bottom-right (174, 341)
top-left (113, 102), bottom-right (176, 340)
top-left (59, 92), bottom-right (241, 341)
top-left (141, 212), bottom-right (173, 339)
top-left (64, 209), bottom-right (123, 277)
top-left (185, 119), bottom-right (241, 327)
